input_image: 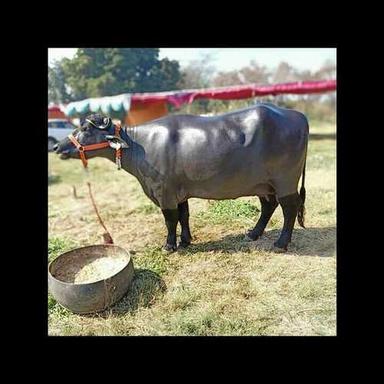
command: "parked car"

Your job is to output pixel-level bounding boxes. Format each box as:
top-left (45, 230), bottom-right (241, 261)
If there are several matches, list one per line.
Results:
top-left (48, 119), bottom-right (77, 151)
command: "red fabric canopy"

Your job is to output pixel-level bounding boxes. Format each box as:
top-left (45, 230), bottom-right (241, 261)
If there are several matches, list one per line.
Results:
top-left (131, 80), bottom-right (336, 108)
top-left (49, 80), bottom-right (337, 113)
top-left (48, 104), bottom-right (67, 119)
top-left (48, 105), bottom-right (63, 112)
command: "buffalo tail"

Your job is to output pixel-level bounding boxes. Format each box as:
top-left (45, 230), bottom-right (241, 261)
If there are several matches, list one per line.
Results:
top-left (297, 158), bottom-right (306, 228)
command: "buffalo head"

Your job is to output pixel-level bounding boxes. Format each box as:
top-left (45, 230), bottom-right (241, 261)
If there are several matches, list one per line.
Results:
top-left (53, 114), bottom-right (128, 160)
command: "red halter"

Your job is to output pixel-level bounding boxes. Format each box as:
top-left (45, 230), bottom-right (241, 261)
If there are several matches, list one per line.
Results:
top-left (68, 124), bottom-right (122, 169)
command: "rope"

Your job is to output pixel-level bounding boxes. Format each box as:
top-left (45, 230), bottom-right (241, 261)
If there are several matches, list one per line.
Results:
top-left (86, 182), bottom-right (114, 244)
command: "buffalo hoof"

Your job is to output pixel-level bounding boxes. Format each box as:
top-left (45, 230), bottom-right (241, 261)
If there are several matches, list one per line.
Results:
top-left (244, 229), bottom-right (262, 242)
top-left (272, 241), bottom-right (288, 253)
top-left (162, 244), bottom-right (177, 253)
top-left (272, 246), bottom-right (287, 253)
top-left (178, 241), bottom-right (191, 249)
top-left (243, 234), bottom-right (255, 242)
top-left (244, 233), bottom-right (261, 242)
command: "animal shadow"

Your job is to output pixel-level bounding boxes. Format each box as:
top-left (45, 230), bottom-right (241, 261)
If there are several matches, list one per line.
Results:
top-left (309, 133), bottom-right (336, 140)
top-left (184, 226), bottom-right (336, 257)
top-left (90, 268), bottom-right (167, 318)
top-left (48, 174), bottom-right (61, 185)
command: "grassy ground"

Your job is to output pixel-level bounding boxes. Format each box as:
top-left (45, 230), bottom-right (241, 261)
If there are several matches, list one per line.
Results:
top-left (48, 120), bottom-right (336, 336)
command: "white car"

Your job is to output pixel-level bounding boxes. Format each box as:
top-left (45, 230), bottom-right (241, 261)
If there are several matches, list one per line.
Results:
top-left (48, 119), bottom-right (77, 151)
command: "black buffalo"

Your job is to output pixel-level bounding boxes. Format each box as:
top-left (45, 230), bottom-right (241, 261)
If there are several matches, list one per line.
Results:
top-left (54, 103), bottom-right (309, 252)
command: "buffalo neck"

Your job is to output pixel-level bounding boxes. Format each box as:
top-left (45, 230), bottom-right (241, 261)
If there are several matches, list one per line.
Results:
top-left (102, 125), bottom-right (140, 178)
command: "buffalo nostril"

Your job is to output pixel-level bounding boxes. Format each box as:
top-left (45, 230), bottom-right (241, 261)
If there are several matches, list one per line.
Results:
top-left (53, 144), bottom-right (59, 152)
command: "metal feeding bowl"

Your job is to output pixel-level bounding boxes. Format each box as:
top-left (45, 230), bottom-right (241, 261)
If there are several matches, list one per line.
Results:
top-left (48, 244), bottom-right (134, 314)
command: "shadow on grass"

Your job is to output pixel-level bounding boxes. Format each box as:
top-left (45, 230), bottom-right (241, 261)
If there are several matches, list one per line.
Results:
top-left (48, 175), bottom-right (61, 185)
top-left (309, 133), bottom-right (336, 140)
top-left (181, 226), bottom-right (336, 257)
top-left (83, 268), bottom-right (167, 318)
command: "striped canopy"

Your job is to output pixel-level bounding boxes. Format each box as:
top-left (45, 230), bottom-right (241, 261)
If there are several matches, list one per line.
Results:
top-left (64, 93), bottom-right (131, 117)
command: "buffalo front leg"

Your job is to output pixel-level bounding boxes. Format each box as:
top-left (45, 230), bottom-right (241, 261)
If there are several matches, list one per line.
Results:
top-left (245, 195), bottom-right (278, 241)
top-left (178, 200), bottom-right (192, 248)
top-left (161, 208), bottom-right (179, 253)
top-left (273, 193), bottom-right (300, 252)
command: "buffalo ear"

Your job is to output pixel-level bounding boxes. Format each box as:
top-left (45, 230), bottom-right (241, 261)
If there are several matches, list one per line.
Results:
top-left (105, 135), bottom-right (129, 149)
top-left (100, 117), bottom-right (112, 129)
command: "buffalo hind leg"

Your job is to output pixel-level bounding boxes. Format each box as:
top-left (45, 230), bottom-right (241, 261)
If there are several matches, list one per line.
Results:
top-left (274, 193), bottom-right (300, 252)
top-left (161, 208), bottom-right (179, 252)
top-left (245, 195), bottom-right (278, 241)
top-left (178, 201), bottom-right (192, 248)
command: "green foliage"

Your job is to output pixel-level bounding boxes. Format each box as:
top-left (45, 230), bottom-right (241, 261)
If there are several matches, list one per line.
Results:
top-left (135, 202), bottom-right (159, 215)
top-left (198, 199), bottom-right (260, 224)
top-left (48, 237), bottom-right (77, 316)
top-left (48, 293), bottom-right (57, 310)
top-left (48, 49), bottom-right (335, 122)
top-left (52, 48), bottom-right (182, 102)
top-left (48, 63), bottom-right (73, 104)
top-left (135, 246), bottom-right (168, 275)
top-left (48, 237), bottom-right (76, 263)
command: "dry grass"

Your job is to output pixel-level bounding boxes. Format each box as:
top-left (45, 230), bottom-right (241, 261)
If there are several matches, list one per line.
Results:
top-left (48, 121), bottom-right (336, 336)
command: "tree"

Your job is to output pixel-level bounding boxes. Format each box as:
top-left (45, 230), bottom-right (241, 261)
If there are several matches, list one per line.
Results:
top-left (314, 59), bottom-right (336, 80)
top-left (213, 70), bottom-right (242, 87)
top-left (50, 48), bottom-right (183, 101)
top-left (177, 53), bottom-right (217, 114)
top-left (48, 61), bottom-right (72, 104)
top-left (273, 62), bottom-right (299, 83)
top-left (179, 52), bottom-right (217, 89)
top-left (277, 59), bottom-right (336, 121)
top-left (213, 60), bottom-right (270, 87)
top-left (150, 57), bottom-right (183, 91)
top-left (239, 60), bottom-right (270, 84)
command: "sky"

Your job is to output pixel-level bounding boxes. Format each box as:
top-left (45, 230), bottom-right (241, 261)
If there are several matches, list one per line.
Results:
top-left (48, 48), bottom-right (336, 73)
